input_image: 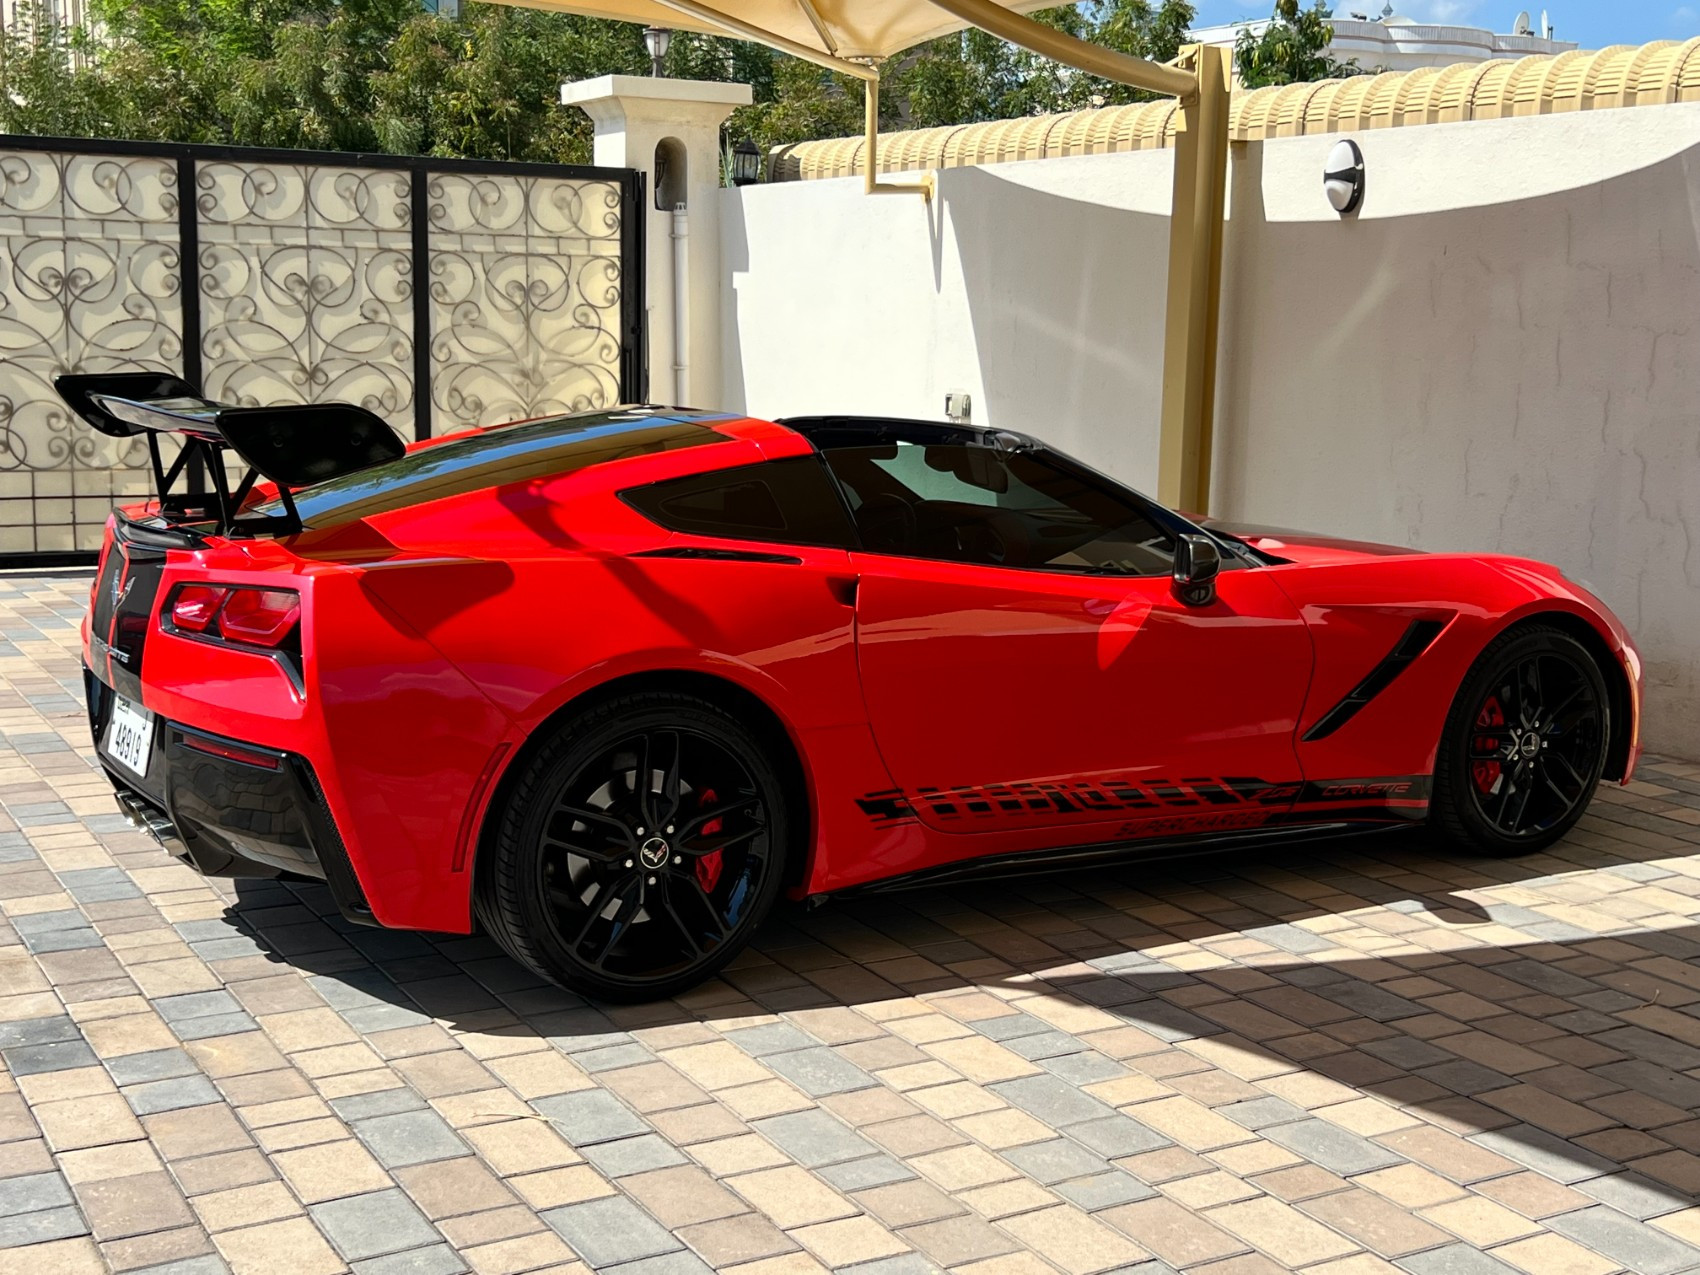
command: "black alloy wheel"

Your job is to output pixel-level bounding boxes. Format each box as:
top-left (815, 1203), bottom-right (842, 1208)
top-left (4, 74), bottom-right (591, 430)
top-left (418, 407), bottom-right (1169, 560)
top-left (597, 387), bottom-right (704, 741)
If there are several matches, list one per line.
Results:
top-left (476, 691), bottom-right (790, 1000)
top-left (1434, 625), bottom-right (1609, 855)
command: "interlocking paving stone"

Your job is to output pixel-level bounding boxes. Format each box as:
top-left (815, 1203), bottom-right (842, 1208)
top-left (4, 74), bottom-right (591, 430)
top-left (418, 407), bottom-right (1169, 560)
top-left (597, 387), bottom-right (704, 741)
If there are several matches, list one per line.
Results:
top-left (0, 1204), bottom-right (89, 1247)
top-left (132, 1258), bottom-right (231, 1275)
top-left (331, 1088), bottom-right (429, 1121)
top-left (353, 1111), bottom-right (472, 1168)
top-left (0, 1013), bottom-right (79, 1046)
top-left (153, 991), bottom-right (243, 1022)
top-left (604, 1253), bottom-right (714, 1275)
top-left (0, 1171), bottom-right (73, 1216)
top-left (1576, 1171), bottom-right (1690, 1219)
top-left (990, 1075), bottom-right (1117, 1127)
top-left (169, 1011), bottom-right (259, 1040)
top-left (838, 1258), bottom-right (938, 1275)
top-left (352, 1243), bottom-right (467, 1275)
top-left (1469, 1125), bottom-right (1618, 1184)
top-left (818, 1155), bottom-right (917, 1191)
top-left (579, 1133), bottom-right (690, 1177)
top-left (1218, 1097), bottom-right (1308, 1130)
top-left (124, 1075), bottom-right (225, 1116)
top-left (1006, 1030), bottom-right (1090, 1060)
top-left (6, 573), bottom-right (1700, 1275)
top-left (1043, 1051), bottom-right (1130, 1085)
top-left (973, 1012), bottom-right (1052, 1041)
top-left (543, 1196), bottom-right (683, 1267)
top-left (576, 1043), bottom-right (657, 1072)
top-left (1054, 1170), bottom-right (1155, 1210)
top-left (762, 1046), bottom-right (878, 1096)
top-left (1546, 1206), bottom-right (1700, 1274)
top-left (310, 1187), bottom-right (442, 1261)
top-left (1261, 1118), bottom-right (1406, 1175)
top-left (1397, 1243), bottom-right (1520, 1275)
top-left (751, 1109), bottom-right (878, 1167)
top-left (2, 1039), bottom-right (97, 1075)
top-left (1069, 1114), bottom-right (1170, 1158)
top-left (532, 1090), bottom-right (650, 1145)
top-left (726, 1022), bottom-right (818, 1055)
top-left (1003, 1138), bottom-right (1110, 1185)
top-left (107, 1048), bottom-right (201, 1085)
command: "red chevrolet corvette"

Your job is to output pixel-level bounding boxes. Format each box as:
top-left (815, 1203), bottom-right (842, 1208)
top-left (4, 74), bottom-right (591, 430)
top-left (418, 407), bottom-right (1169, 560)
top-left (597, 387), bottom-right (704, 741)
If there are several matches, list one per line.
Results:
top-left (62, 375), bottom-right (1642, 1000)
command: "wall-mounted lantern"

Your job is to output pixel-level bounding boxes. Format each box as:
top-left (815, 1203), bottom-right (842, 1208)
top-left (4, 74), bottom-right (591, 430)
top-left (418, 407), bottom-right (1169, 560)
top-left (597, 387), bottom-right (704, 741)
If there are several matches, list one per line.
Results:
top-left (1324, 138), bottom-right (1365, 216)
top-left (644, 26), bottom-right (672, 77)
top-left (730, 139), bottom-right (761, 187)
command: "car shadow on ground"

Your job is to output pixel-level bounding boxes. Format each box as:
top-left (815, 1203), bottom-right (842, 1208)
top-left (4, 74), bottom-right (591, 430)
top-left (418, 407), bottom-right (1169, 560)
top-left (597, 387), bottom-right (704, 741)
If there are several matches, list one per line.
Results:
top-left (217, 779), bottom-right (1700, 1215)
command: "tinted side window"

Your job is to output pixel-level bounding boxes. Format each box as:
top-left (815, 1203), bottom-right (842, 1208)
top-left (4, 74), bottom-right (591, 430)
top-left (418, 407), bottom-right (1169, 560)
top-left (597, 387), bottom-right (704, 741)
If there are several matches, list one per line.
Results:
top-left (624, 455), bottom-right (856, 548)
top-left (821, 442), bottom-right (1175, 574)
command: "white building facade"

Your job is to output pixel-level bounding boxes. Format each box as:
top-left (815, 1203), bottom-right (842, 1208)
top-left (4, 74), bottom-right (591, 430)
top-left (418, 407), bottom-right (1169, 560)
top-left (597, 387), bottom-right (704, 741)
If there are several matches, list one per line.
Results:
top-left (1190, 7), bottom-right (1577, 75)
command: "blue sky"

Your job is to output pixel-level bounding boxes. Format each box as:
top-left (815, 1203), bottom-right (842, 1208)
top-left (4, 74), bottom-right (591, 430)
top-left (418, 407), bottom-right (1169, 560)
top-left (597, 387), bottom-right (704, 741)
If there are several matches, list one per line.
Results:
top-left (1189, 0), bottom-right (1698, 49)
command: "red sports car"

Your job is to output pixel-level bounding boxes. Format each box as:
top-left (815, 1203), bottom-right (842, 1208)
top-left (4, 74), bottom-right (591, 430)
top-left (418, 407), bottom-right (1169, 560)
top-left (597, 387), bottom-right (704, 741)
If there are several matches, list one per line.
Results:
top-left (62, 375), bottom-right (1642, 1000)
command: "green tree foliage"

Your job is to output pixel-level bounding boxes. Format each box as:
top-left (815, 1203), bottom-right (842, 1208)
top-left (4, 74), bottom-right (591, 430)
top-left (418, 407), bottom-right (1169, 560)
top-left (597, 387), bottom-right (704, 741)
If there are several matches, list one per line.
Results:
top-left (0, 0), bottom-right (1199, 163)
top-left (895, 0), bottom-right (1196, 127)
top-left (1233, 0), bottom-right (1359, 88)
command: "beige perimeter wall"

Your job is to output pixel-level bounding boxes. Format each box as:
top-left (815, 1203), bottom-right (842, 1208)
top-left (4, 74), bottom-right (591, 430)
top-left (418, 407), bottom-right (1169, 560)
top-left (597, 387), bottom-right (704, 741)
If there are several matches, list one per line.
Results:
top-left (719, 102), bottom-right (1700, 759)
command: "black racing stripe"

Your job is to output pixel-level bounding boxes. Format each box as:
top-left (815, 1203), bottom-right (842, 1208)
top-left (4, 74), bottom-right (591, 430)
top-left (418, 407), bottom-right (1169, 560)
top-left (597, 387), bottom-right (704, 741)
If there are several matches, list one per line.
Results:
top-left (630, 547), bottom-right (802, 565)
top-left (1302, 618), bottom-right (1448, 742)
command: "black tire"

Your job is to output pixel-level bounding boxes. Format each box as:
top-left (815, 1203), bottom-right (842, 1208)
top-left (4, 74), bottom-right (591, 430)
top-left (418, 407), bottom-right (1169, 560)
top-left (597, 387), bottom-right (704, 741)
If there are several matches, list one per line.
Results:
top-left (474, 691), bottom-right (791, 1002)
top-left (1432, 624), bottom-right (1609, 856)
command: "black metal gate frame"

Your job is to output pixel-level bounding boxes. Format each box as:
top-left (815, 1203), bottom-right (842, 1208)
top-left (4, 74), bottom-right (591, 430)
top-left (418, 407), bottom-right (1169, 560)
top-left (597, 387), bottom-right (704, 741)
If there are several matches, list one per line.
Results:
top-left (0, 135), bottom-right (647, 570)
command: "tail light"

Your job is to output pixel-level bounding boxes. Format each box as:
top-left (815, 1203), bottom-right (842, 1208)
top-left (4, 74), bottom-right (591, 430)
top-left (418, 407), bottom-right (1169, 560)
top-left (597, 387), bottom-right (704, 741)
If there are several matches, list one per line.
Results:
top-left (167, 585), bottom-right (301, 650)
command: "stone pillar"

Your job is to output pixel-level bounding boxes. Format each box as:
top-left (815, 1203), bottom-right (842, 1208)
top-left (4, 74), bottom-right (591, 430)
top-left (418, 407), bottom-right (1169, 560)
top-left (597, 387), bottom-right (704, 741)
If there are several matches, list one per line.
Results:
top-left (561, 75), bottom-right (752, 410)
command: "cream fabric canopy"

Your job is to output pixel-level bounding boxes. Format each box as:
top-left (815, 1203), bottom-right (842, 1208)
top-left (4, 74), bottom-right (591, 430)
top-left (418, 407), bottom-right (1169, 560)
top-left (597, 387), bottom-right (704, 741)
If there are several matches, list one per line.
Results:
top-left (484, 0), bottom-right (1059, 64)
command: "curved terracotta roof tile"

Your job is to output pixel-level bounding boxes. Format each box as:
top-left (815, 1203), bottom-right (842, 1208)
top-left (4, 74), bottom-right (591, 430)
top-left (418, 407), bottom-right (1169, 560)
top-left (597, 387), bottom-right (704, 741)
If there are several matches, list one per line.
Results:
top-left (767, 37), bottom-right (1700, 180)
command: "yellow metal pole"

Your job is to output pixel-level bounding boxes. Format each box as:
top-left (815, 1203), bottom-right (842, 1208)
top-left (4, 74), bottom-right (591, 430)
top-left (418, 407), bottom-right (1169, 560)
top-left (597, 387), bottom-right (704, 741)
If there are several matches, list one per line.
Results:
top-left (861, 72), bottom-right (933, 199)
top-left (1156, 44), bottom-right (1230, 515)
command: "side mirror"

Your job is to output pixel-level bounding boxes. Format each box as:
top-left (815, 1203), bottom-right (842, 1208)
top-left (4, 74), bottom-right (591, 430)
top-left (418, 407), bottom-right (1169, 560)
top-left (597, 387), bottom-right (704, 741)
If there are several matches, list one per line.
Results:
top-left (1172, 533), bottom-right (1221, 607)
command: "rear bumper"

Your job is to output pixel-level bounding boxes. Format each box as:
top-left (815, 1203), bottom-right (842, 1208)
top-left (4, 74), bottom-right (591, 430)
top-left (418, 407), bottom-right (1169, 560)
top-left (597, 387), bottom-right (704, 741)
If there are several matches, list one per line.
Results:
top-left (84, 665), bottom-right (375, 924)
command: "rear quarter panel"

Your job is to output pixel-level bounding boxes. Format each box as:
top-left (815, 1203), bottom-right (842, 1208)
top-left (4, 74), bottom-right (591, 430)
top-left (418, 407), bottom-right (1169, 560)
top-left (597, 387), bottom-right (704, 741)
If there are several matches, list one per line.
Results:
top-left (333, 444), bottom-right (893, 920)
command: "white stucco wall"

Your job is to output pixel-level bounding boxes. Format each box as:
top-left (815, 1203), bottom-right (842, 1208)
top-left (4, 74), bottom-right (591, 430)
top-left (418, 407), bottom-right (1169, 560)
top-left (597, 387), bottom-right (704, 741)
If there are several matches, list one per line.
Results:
top-left (1215, 104), bottom-right (1700, 761)
top-left (719, 103), bottom-right (1700, 759)
top-left (720, 150), bottom-right (1176, 489)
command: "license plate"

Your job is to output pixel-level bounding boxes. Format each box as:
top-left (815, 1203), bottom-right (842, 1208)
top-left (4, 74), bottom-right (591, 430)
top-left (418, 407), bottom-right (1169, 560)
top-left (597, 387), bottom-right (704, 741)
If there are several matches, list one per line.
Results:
top-left (103, 696), bottom-right (155, 778)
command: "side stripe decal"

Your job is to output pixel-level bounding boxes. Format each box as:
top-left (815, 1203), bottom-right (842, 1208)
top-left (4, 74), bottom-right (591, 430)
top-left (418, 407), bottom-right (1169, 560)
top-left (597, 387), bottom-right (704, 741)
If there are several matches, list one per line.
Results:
top-left (856, 774), bottom-right (1429, 826)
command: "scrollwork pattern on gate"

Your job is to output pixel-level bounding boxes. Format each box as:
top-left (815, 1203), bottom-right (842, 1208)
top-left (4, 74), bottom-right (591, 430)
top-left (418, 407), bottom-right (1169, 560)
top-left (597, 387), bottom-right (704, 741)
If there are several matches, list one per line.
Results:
top-left (197, 162), bottom-right (416, 439)
top-left (0, 150), bottom-right (182, 553)
top-left (0, 148), bottom-right (629, 558)
top-left (427, 173), bottom-right (622, 429)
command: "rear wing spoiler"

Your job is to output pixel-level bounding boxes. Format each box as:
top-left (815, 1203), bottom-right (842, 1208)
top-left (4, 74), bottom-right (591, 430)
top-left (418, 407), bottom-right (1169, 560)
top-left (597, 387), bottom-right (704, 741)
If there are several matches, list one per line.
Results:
top-left (54, 372), bottom-right (404, 537)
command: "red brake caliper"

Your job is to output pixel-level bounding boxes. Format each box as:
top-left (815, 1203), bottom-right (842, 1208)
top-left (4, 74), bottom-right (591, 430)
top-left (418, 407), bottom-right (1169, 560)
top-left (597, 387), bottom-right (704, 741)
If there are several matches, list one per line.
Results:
top-left (695, 788), bottom-right (723, 894)
top-left (1472, 696), bottom-right (1505, 794)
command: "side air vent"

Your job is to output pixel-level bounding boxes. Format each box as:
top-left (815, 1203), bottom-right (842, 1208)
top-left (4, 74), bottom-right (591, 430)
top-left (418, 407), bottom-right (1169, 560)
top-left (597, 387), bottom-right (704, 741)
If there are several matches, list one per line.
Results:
top-left (1302, 618), bottom-right (1448, 742)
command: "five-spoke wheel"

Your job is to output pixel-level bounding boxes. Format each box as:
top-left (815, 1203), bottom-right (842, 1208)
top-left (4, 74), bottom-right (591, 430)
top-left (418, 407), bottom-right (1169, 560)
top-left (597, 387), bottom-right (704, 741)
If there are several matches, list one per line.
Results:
top-left (1436, 625), bottom-right (1609, 855)
top-left (476, 692), bottom-right (790, 1000)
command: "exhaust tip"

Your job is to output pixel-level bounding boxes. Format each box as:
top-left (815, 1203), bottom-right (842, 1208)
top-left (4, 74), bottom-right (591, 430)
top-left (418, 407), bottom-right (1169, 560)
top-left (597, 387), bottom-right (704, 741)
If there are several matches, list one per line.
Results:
top-left (113, 792), bottom-right (186, 855)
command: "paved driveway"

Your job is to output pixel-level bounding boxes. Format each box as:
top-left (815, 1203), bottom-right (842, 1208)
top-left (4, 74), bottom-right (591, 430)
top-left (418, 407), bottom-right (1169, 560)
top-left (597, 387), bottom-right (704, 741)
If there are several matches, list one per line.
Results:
top-left (6, 570), bottom-right (1700, 1275)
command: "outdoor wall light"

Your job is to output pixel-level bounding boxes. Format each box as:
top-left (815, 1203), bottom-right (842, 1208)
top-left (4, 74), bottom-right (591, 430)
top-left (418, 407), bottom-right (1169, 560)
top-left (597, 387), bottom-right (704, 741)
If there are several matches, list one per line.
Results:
top-left (644, 26), bottom-right (672, 76)
top-left (731, 139), bottom-right (762, 187)
top-left (1324, 138), bottom-right (1365, 216)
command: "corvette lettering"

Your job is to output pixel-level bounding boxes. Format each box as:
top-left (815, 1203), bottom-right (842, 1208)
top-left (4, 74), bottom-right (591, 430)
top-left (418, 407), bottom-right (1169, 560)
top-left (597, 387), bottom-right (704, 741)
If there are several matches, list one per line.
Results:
top-left (1319, 781), bottom-right (1413, 798)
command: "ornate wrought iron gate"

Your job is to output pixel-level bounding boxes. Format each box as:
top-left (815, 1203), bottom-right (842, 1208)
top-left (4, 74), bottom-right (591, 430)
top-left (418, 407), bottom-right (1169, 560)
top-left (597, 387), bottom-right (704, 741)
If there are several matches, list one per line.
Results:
top-left (0, 137), bottom-right (646, 566)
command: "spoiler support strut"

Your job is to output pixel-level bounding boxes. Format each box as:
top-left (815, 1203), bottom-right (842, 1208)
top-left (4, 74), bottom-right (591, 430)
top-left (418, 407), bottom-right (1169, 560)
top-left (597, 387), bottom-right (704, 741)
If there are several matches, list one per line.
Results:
top-left (55, 373), bottom-right (402, 539)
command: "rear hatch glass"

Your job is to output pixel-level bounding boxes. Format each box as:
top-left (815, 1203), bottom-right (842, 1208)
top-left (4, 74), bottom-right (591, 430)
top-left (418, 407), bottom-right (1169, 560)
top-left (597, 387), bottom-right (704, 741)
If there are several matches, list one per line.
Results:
top-left (254, 410), bottom-right (731, 530)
